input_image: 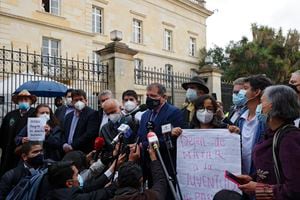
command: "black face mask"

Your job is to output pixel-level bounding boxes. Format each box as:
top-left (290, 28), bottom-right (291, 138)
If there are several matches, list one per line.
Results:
top-left (288, 84), bottom-right (300, 94)
top-left (26, 153), bottom-right (44, 169)
top-left (146, 97), bottom-right (161, 110)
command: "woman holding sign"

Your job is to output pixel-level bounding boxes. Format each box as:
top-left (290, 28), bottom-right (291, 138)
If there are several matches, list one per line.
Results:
top-left (190, 94), bottom-right (227, 129)
top-left (217, 85), bottom-right (300, 200)
top-left (15, 104), bottom-right (63, 161)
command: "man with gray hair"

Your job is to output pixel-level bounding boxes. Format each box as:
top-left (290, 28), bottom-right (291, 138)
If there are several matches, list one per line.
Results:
top-left (98, 90), bottom-right (113, 130)
top-left (289, 70), bottom-right (300, 127)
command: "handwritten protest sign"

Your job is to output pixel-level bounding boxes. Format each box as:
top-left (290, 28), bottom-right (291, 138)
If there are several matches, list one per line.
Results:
top-left (177, 129), bottom-right (241, 200)
top-left (27, 117), bottom-right (47, 141)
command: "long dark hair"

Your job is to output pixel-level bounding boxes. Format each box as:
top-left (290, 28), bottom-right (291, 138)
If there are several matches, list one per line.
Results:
top-left (190, 94), bottom-right (222, 128)
top-left (34, 104), bottom-right (59, 128)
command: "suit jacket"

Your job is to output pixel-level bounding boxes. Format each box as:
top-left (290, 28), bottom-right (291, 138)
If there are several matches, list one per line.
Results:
top-left (63, 107), bottom-right (100, 153)
top-left (138, 103), bottom-right (185, 196)
top-left (54, 105), bottom-right (67, 124)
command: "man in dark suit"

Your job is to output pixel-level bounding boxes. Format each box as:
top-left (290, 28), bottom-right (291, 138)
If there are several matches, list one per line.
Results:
top-left (54, 89), bottom-right (74, 127)
top-left (62, 89), bottom-right (100, 154)
top-left (138, 83), bottom-right (185, 200)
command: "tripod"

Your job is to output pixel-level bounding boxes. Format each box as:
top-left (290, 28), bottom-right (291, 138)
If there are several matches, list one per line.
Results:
top-left (162, 133), bottom-right (183, 200)
top-left (152, 143), bottom-right (180, 200)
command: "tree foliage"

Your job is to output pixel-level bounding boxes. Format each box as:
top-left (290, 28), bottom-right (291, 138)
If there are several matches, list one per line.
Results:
top-left (202, 24), bottom-right (300, 83)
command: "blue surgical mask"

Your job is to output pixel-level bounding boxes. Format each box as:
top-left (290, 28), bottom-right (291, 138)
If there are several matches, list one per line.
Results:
top-left (256, 104), bottom-right (267, 123)
top-left (186, 88), bottom-right (198, 102)
top-left (78, 174), bottom-right (84, 188)
top-left (232, 89), bottom-right (247, 106)
top-left (19, 102), bottom-right (30, 110)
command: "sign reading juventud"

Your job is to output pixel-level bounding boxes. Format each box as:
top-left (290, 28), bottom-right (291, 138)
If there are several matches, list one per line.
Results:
top-left (177, 129), bottom-right (241, 200)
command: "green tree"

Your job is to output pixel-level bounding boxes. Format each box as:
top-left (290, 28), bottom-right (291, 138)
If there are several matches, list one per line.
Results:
top-left (224, 24), bottom-right (300, 83)
top-left (201, 24), bottom-right (300, 82)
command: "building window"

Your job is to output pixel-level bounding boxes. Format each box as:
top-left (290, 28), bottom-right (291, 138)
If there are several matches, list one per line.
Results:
top-left (42, 0), bottom-right (60, 15)
top-left (134, 59), bottom-right (143, 79)
top-left (189, 37), bottom-right (196, 56)
top-left (92, 6), bottom-right (103, 33)
top-left (132, 19), bottom-right (143, 43)
top-left (164, 29), bottom-right (173, 51)
top-left (42, 37), bottom-right (60, 66)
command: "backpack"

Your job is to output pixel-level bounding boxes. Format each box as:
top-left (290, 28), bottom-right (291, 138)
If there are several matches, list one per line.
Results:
top-left (6, 168), bottom-right (48, 200)
top-left (272, 124), bottom-right (299, 184)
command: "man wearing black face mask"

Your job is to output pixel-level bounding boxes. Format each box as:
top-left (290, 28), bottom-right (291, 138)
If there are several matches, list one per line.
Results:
top-left (0, 141), bottom-right (45, 198)
top-left (138, 83), bottom-right (185, 200)
top-left (289, 70), bottom-right (300, 127)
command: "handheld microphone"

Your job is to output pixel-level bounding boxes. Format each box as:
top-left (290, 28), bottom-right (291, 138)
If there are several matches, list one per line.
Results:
top-left (147, 131), bottom-right (159, 149)
top-left (93, 137), bottom-right (105, 161)
top-left (125, 104), bottom-right (148, 117)
top-left (161, 124), bottom-right (174, 150)
top-left (111, 124), bottom-right (130, 146)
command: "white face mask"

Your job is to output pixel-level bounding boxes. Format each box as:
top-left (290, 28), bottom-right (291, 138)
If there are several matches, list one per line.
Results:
top-left (186, 88), bottom-right (198, 102)
top-left (39, 113), bottom-right (50, 121)
top-left (109, 113), bottom-right (122, 123)
top-left (196, 109), bottom-right (214, 124)
top-left (74, 101), bottom-right (85, 111)
top-left (66, 97), bottom-right (73, 106)
top-left (124, 101), bottom-right (137, 112)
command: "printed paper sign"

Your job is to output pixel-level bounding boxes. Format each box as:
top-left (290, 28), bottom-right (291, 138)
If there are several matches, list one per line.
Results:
top-left (27, 117), bottom-right (47, 141)
top-left (177, 129), bottom-right (241, 200)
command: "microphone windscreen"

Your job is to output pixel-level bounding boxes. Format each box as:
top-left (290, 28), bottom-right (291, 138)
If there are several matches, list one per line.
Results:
top-left (94, 137), bottom-right (105, 150)
top-left (147, 132), bottom-right (159, 144)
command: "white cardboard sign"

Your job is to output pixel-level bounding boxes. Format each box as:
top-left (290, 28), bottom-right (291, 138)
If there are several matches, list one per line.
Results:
top-left (27, 117), bottom-right (47, 141)
top-left (177, 129), bottom-right (241, 200)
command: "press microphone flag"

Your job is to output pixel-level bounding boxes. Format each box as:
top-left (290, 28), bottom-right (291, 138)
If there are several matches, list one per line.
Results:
top-left (111, 124), bottom-right (130, 145)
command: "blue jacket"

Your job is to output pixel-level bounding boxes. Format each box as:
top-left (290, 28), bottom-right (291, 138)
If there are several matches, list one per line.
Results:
top-left (138, 103), bottom-right (185, 147)
top-left (238, 109), bottom-right (267, 175)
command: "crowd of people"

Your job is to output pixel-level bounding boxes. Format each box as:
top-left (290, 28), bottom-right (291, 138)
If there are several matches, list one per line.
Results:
top-left (0, 70), bottom-right (300, 200)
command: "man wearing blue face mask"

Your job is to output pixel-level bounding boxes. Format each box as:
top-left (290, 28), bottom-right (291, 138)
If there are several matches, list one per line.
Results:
top-left (222, 77), bottom-right (248, 126)
top-left (0, 90), bottom-right (36, 176)
top-left (181, 76), bottom-right (209, 128)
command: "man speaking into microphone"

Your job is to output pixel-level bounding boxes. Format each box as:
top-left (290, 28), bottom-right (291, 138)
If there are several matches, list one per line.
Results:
top-left (138, 83), bottom-right (185, 200)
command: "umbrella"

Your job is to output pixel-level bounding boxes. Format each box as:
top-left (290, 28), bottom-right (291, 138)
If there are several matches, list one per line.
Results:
top-left (14, 80), bottom-right (68, 97)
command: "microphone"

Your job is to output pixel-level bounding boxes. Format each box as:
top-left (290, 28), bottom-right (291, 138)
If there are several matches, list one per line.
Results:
top-left (111, 124), bottom-right (130, 146)
top-left (147, 131), bottom-right (159, 148)
top-left (93, 137), bottom-right (105, 161)
top-left (125, 104), bottom-right (148, 117)
top-left (161, 124), bottom-right (174, 150)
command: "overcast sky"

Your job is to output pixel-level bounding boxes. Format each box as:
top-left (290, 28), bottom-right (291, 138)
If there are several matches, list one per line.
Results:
top-left (205, 0), bottom-right (300, 48)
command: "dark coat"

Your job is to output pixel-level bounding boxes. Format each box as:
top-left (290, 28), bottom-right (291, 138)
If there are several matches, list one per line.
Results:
top-left (15, 125), bottom-right (63, 161)
top-left (113, 160), bottom-right (167, 200)
top-left (0, 163), bottom-right (31, 199)
top-left (0, 108), bottom-right (35, 176)
top-left (252, 126), bottom-right (300, 199)
top-left (138, 103), bottom-right (184, 200)
top-left (63, 107), bottom-right (100, 153)
top-left (44, 185), bottom-right (115, 200)
top-left (55, 105), bottom-right (74, 129)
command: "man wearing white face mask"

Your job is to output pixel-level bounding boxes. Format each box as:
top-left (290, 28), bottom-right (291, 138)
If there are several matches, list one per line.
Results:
top-left (121, 90), bottom-right (144, 121)
top-left (55, 89), bottom-right (75, 127)
top-left (181, 76), bottom-right (209, 128)
top-left (99, 99), bottom-right (136, 153)
top-left (62, 89), bottom-right (100, 154)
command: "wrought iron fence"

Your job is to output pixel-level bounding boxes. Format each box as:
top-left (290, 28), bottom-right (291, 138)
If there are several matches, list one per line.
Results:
top-left (134, 66), bottom-right (192, 88)
top-left (0, 46), bottom-right (109, 124)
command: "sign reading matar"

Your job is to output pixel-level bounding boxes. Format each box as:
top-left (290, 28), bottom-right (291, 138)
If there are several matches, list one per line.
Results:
top-left (177, 129), bottom-right (241, 200)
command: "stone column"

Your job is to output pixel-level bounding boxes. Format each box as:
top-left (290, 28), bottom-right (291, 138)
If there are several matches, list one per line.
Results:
top-left (198, 66), bottom-right (223, 101)
top-left (96, 40), bottom-right (138, 100)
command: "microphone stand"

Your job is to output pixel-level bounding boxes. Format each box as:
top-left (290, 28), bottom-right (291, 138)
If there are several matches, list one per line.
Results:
top-left (152, 143), bottom-right (179, 200)
top-left (163, 133), bottom-right (183, 200)
top-left (111, 133), bottom-right (124, 181)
